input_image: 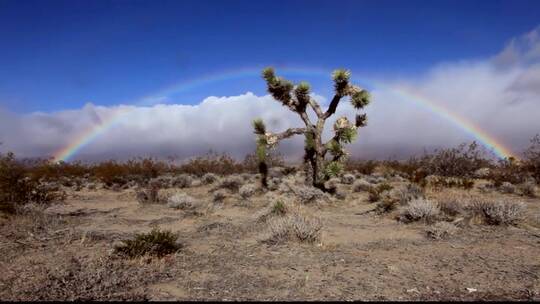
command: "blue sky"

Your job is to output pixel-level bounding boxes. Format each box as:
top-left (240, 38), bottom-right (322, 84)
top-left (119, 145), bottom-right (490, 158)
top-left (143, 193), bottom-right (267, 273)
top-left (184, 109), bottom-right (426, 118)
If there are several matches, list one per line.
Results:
top-left (1, 0), bottom-right (539, 112)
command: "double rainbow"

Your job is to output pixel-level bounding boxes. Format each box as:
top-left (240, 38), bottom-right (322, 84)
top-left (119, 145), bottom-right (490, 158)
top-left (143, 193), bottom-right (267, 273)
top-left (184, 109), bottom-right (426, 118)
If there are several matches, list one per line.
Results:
top-left (53, 66), bottom-right (517, 162)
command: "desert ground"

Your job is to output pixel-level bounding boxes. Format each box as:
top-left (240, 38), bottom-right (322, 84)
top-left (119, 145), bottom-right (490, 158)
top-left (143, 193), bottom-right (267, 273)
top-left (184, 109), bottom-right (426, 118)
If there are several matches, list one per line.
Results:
top-left (1, 169), bottom-right (539, 301)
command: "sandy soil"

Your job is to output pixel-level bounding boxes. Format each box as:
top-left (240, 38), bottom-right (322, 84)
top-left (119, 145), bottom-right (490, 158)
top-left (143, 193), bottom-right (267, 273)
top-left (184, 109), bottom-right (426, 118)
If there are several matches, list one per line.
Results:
top-left (1, 175), bottom-right (539, 301)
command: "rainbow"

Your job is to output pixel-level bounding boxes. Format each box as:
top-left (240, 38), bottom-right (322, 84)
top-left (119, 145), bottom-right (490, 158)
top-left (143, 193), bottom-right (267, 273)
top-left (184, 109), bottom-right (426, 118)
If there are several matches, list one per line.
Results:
top-left (52, 66), bottom-right (517, 162)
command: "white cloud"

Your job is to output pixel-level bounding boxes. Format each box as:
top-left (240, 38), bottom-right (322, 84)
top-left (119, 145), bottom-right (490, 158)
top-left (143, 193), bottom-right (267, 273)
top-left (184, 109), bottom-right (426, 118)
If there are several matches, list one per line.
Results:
top-left (1, 27), bottom-right (540, 161)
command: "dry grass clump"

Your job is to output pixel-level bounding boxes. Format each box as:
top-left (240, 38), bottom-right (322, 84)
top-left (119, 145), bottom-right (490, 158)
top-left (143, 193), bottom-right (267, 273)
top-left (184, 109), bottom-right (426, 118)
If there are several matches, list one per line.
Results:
top-left (214, 175), bottom-right (244, 193)
top-left (426, 221), bottom-right (459, 240)
top-left (0, 255), bottom-right (163, 301)
top-left (367, 182), bottom-right (393, 203)
top-left (294, 185), bottom-right (326, 204)
top-left (135, 182), bottom-right (163, 204)
top-left (427, 176), bottom-right (475, 190)
top-left (213, 189), bottom-right (228, 203)
top-left (341, 173), bottom-right (355, 185)
top-left (498, 182), bottom-right (516, 194)
top-left (375, 183), bottom-right (424, 214)
top-left (201, 173), bottom-right (218, 185)
top-left (267, 177), bottom-right (282, 191)
top-left (399, 198), bottom-right (440, 223)
top-left (114, 228), bottom-right (182, 258)
top-left (239, 184), bottom-right (257, 199)
top-left (256, 199), bottom-right (289, 223)
top-left (262, 211), bottom-right (323, 245)
top-left (166, 192), bottom-right (199, 210)
top-left (352, 179), bottom-right (373, 192)
top-left (470, 200), bottom-right (526, 226)
top-left (172, 174), bottom-right (193, 188)
top-left (437, 197), bottom-right (464, 218)
top-left (518, 180), bottom-right (537, 197)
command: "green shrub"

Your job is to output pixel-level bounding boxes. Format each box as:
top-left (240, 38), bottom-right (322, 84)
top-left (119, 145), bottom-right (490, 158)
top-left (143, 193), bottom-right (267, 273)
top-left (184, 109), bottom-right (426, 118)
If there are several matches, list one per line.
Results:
top-left (114, 228), bottom-right (182, 258)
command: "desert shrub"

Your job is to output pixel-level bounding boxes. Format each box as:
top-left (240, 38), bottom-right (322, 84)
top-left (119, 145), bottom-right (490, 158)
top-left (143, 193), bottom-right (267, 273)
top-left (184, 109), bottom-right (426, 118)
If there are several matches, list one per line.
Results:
top-left (172, 174), bottom-right (192, 188)
top-left (239, 184), bottom-right (257, 199)
top-left (114, 228), bottom-right (181, 258)
top-left (323, 177), bottom-right (341, 193)
top-left (375, 196), bottom-right (399, 214)
top-left (215, 175), bottom-right (243, 193)
top-left (408, 142), bottom-right (491, 178)
top-left (498, 182), bottom-right (516, 194)
top-left (271, 200), bottom-right (287, 216)
top-left (470, 200), bottom-right (526, 226)
top-left (376, 182), bottom-right (393, 193)
top-left (213, 189), bottom-right (228, 203)
top-left (256, 199), bottom-right (289, 223)
top-left (474, 167), bottom-right (491, 178)
top-left (518, 180), bottom-right (537, 197)
top-left (352, 179), bottom-right (373, 192)
top-left (437, 198), bottom-right (463, 218)
top-left (262, 212), bottom-right (323, 245)
top-left (335, 188), bottom-right (347, 200)
top-left (488, 157), bottom-right (526, 186)
top-left (201, 173), bottom-right (218, 185)
top-left (294, 185), bottom-right (325, 204)
top-left (0, 152), bottom-right (65, 213)
top-left (178, 152), bottom-right (253, 176)
top-left (345, 159), bottom-right (378, 175)
top-left (428, 176), bottom-right (475, 190)
top-left (399, 198), bottom-right (440, 223)
top-left (523, 134), bottom-right (540, 182)
top-left (240, 173), bottom-right (253, 181)
top-left (167, 192), bottom-right (199, 210)
top-left (367, 182), bottom-right (393, 202)
top-left (393, 183), bottom-right (424, 205)
top-left (0, 255), bottom-right (162, 301)
top-left (341, 173), bottom-right (355, 185)
top-left (426, 222), bottom-right (458, 240)
top-left (135, 180), bottom-right (163, 204)
top-left (267, 177), bottom-right (281, 191)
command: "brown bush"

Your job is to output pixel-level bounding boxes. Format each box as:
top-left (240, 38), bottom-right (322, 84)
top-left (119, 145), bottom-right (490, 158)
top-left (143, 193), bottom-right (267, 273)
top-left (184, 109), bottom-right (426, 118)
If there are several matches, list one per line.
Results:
top-left (0, 152), bottom-right (65, 213)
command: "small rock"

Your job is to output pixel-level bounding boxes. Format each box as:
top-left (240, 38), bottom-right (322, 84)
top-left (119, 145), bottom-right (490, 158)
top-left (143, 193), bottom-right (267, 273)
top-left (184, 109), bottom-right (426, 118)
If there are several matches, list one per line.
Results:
top-left (466, 288), bottom-right (477, 293)
top-left (407, 288), bottom-right (419, 293)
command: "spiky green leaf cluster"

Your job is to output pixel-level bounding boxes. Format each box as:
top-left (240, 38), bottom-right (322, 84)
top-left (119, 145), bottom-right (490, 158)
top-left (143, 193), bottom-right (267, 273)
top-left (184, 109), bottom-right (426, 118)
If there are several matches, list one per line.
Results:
top-left (351, 89), bottom-right (370, 109)
top-left (324, 161), bottom-right (344, 179)
top-left (262, 67), bottom-right (275, 82)
top-left (326, 139), bottom-right (342, 155)
top-left (336, 126), bottom-right (357, 144)
top-left (252, 118), bottom-right (266, 135)
top-left (262, 67), bottom-right (293, 104)
top-left (332, 69), bottom-right (351, 95)
top-left (355, 113), bottom-right (368, 127)
top-left (295, 81), bottom-right (310, 103)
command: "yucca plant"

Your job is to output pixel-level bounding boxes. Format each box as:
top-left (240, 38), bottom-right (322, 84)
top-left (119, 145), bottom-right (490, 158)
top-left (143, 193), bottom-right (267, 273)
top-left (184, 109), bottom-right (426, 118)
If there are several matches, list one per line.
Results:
top-left (254, 67), bottom-right (372, 191)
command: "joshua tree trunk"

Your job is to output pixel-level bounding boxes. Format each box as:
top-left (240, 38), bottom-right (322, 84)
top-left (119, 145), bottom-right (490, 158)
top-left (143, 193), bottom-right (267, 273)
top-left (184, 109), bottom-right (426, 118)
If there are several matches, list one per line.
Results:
top-left (253, 67), bottom-right (371, 191)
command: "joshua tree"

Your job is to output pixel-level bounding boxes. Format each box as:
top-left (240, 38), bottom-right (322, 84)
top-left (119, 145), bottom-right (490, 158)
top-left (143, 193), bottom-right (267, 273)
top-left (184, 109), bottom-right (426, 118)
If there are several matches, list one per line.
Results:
top-left (253, 67), bottom-right (371, 191)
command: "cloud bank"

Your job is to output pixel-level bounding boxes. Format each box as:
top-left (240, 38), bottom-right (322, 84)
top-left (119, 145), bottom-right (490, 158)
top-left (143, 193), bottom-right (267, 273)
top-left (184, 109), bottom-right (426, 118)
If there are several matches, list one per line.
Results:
top-left (1, 27), bottom-right (539, 162)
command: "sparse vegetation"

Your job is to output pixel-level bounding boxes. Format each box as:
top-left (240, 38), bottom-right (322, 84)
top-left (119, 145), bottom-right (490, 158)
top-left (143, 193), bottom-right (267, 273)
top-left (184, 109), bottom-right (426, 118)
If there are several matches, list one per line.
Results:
top-left (426, 221), bottom-right (458, 240)
top-left (470, 200), bottom-right (526, 226)
top-left (239, 184), bottom-right (257, 199)
top-left (399, 199), bottom-right (440, 223)
top-left (262, 211), bottom-right (323, 245)
top-left (114, 228), bottom-right (182, 258)
top-left (167, 192), bottom-right (199, 210)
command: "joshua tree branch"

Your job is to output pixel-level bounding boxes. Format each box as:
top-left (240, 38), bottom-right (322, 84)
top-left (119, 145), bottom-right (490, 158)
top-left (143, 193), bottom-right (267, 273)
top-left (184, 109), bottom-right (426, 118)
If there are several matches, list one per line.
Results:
top-left (275, 127), bottom-right (306, 140)
top-left (308, 97), bottom-right (324, 118)
top-left (323, 94), bottom-right (342, 119)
